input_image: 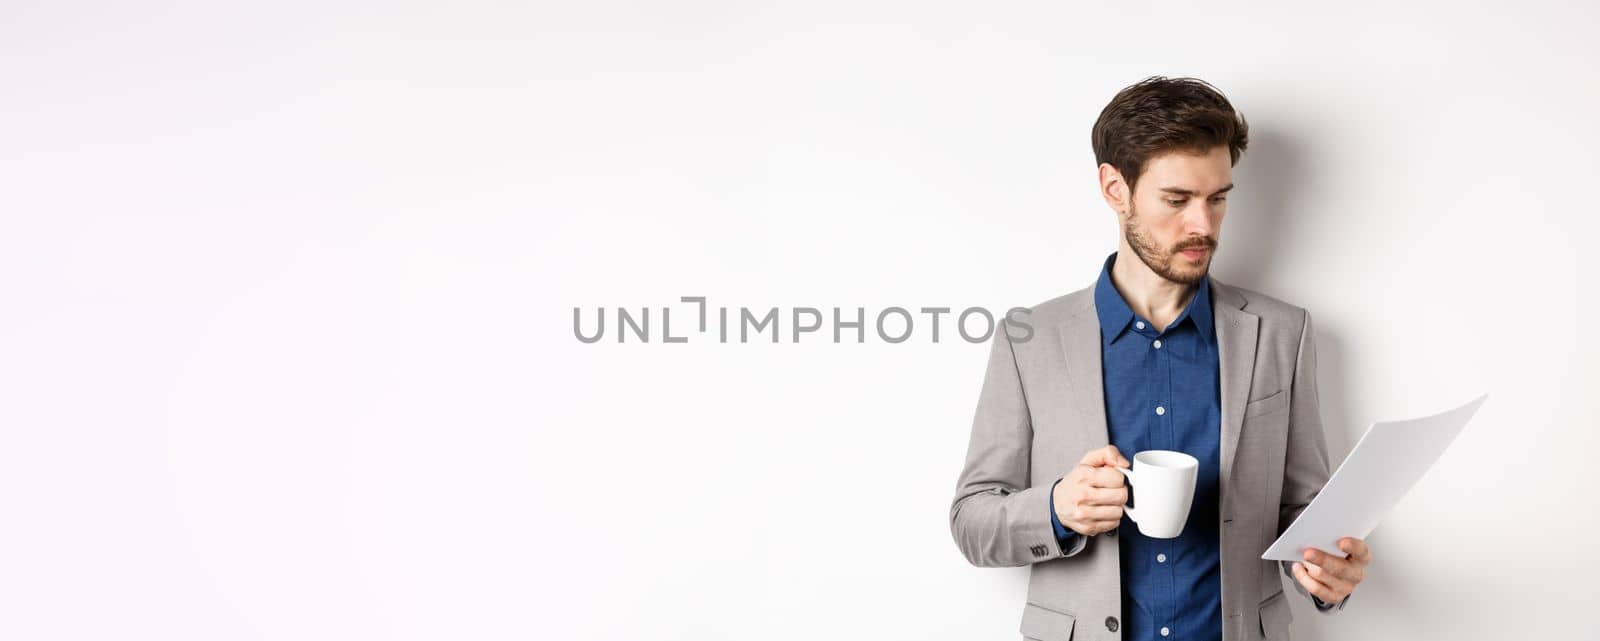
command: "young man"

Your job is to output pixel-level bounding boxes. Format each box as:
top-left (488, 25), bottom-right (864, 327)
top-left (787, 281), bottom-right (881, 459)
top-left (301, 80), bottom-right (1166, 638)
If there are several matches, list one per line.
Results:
top-left (948, 77), bottom-right (1371, 641)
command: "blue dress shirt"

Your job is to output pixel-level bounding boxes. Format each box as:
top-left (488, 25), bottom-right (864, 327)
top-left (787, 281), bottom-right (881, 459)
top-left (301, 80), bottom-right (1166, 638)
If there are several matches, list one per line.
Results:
top-left (1049, 251), bottom-right (1224, 641)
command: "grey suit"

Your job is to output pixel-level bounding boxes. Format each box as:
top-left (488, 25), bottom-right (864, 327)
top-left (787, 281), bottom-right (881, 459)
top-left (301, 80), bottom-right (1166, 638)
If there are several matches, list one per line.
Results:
top-left (950, 273), bottom-right (1347, 641)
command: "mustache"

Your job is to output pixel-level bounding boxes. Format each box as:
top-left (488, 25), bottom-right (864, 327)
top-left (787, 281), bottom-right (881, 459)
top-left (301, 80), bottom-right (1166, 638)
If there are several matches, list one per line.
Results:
top-left (1174, 238), bottom-right (1216, 252)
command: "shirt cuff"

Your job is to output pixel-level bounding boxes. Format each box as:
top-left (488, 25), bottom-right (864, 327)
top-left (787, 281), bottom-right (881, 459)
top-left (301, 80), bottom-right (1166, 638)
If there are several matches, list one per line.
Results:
top-left (1312, 591), bottom-right (1349, 612)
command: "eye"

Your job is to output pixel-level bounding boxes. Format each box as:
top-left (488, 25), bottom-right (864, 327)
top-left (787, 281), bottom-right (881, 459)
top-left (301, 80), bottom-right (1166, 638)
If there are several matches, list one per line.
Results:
top-left (1210, 195), bottom-right (1227, 203)
top-left (1165, 199), bottom-right (1186, 207)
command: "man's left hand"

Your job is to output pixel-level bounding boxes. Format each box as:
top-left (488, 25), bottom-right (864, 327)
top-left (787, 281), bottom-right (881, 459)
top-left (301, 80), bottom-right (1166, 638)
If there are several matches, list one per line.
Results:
top-left (1291, 537), bottom-right (1370, 606)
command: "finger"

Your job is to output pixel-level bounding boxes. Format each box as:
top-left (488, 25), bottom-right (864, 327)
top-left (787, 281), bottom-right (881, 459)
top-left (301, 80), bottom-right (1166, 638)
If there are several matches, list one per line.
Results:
top-left (1080, 445), bottom-right (1130, 468)
top-left (1304, 548), bottom-right (1364, 583)
top-left (1066, 504), bottom-right (1124, 522)
top-left (1085, 466), bottom-right (1127, 488)
top-left (1340, 537), bottom-right (1372, 563)
top-left (1081, 486), bottom-right (1129, 506)
top-left (1302, 560), bottom-right (1355, 592)
top-left (1291, 562), bottom-right (1339, 603)
top-left (1070, 520), bottom-right (1121, 536)
top-left (1317, 555), bottom-right (1362, 584)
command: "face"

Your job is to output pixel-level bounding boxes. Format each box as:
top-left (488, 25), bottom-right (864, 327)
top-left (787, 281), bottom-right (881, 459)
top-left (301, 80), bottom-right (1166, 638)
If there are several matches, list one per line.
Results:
top-left (1111, 145), bottom-right (1233, 285)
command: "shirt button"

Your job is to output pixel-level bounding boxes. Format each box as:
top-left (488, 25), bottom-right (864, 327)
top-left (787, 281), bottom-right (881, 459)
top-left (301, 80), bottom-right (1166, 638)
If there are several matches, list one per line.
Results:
top-left (1136, 321), bottom-right (1145, 330)
top-left (1153, 339), bottom-right (1162, 349)
top-left (1155, 406), bottom-right (1165, 416)
top-left (1161, 626), bottom-right (1170, 636)
top-left (1157, 553), bottom-right (1167, 563)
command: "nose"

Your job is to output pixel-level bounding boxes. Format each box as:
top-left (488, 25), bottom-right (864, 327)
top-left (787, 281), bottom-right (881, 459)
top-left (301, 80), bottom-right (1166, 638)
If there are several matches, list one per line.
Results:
top-left (1183, 201), bottom-right (1217, 238)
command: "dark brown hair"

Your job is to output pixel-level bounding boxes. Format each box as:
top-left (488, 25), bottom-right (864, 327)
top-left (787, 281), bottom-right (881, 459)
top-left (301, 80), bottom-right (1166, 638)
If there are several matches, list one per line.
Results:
top-left (1091, 76), bottom-right (1249, 192)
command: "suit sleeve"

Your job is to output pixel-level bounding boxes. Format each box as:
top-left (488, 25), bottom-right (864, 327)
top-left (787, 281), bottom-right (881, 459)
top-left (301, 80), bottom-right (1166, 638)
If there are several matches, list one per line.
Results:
top-left (1276, 309), bottom-right (1347, 615)
top-left (950, 324), bottom-right (1087, 567)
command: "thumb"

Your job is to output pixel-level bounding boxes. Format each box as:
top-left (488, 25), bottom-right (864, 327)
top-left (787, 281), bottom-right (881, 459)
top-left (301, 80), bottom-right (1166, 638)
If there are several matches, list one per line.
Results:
top-left (1081, 445), bottom-right (1131, 468)
top-left (1104, 444), bottom-right (1130, 468)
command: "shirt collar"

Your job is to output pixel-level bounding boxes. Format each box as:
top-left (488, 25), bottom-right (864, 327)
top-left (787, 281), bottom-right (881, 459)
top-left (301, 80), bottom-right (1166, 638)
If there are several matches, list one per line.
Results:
top-left (1092, 251), bottom-right (1215, 346)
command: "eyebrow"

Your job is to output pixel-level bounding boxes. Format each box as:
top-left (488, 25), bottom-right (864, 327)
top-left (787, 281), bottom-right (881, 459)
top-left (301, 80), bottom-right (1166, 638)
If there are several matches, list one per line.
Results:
top-left (1158, 183), bottom-right (1234, 197)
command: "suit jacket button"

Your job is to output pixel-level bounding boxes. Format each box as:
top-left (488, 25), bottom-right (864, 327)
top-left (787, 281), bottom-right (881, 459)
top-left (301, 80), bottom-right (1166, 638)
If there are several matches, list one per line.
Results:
top-left (1105, 616), bottom-right (1119, 632)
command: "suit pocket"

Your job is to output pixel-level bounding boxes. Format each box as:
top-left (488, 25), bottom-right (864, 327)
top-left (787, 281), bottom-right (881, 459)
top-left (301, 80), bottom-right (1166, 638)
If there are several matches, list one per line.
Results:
top-left (1258, 589), bottom-right (1292, 639)
top-left (1243, 389), bottom-right (1289, 419)
top-left (1019, 602), bottom-right (1075, 641)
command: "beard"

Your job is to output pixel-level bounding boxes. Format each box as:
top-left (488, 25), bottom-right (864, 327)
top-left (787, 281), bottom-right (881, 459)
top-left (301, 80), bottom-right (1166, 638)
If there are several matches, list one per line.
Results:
top-left (1122, 201), bottom-right (1216, 286)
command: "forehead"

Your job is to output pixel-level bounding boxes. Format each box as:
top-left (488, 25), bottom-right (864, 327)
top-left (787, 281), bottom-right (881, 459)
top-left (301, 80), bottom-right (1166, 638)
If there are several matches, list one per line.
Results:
top-left (1139, 146), bottom-right (1233, 193)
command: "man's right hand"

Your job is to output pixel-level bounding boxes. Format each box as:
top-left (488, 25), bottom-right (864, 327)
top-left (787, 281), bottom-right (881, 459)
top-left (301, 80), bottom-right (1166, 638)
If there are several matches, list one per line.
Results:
top-left (1052, 445), bottom-right (1131, 536)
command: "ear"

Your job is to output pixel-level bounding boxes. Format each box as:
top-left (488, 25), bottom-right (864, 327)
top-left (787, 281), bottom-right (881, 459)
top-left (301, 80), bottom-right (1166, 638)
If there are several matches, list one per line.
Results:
top-left (1099, 162), bottom-right (1131, 215)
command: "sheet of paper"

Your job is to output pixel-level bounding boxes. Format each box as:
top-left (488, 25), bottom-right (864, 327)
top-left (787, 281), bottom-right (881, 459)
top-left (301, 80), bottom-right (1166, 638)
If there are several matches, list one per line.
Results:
top-left (1261, 393), bottom-right (1489, 561)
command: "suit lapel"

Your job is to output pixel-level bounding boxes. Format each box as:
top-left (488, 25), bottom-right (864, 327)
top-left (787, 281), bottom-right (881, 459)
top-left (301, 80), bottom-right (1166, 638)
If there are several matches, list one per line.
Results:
top-left (1058, 297), bottom-right (1109, 449)
top-left (1210, 276), bottom-right (1259, 496)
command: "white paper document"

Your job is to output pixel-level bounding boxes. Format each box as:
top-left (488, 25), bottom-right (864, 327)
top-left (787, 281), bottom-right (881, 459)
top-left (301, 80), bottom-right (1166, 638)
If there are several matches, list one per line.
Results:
top-left (1261, 393), bottom-right (1489, 562)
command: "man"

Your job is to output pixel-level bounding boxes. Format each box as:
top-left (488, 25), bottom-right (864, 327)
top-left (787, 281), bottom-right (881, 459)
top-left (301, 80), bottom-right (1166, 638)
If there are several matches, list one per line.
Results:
top-left (948, 77), bottom-right (1371, 641)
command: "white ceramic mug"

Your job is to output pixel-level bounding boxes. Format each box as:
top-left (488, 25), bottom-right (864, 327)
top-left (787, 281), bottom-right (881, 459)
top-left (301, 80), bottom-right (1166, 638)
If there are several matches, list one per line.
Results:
top-left (1115, 450), bottom-right (1199, 539)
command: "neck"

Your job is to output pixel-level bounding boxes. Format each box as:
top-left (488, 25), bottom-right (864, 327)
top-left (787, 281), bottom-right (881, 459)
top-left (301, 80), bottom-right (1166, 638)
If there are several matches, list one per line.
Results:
top-left (1109, 246), bottom-right (1200, 333)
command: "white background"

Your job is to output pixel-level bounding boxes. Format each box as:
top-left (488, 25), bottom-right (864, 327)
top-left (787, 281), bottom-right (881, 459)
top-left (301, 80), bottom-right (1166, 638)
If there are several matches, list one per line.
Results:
top-left (3, 1), bottom-right (1597, 639)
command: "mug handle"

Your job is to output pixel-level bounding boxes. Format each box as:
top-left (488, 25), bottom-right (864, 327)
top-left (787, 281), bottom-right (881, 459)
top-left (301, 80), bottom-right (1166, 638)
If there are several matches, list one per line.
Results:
top-left (1115, 467), bottom-right (1138, 523)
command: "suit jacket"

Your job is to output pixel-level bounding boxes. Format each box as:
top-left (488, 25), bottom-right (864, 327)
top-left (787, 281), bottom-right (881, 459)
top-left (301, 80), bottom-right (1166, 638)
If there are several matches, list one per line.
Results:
top-left (949, 273), bottom-right (1345, 641)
